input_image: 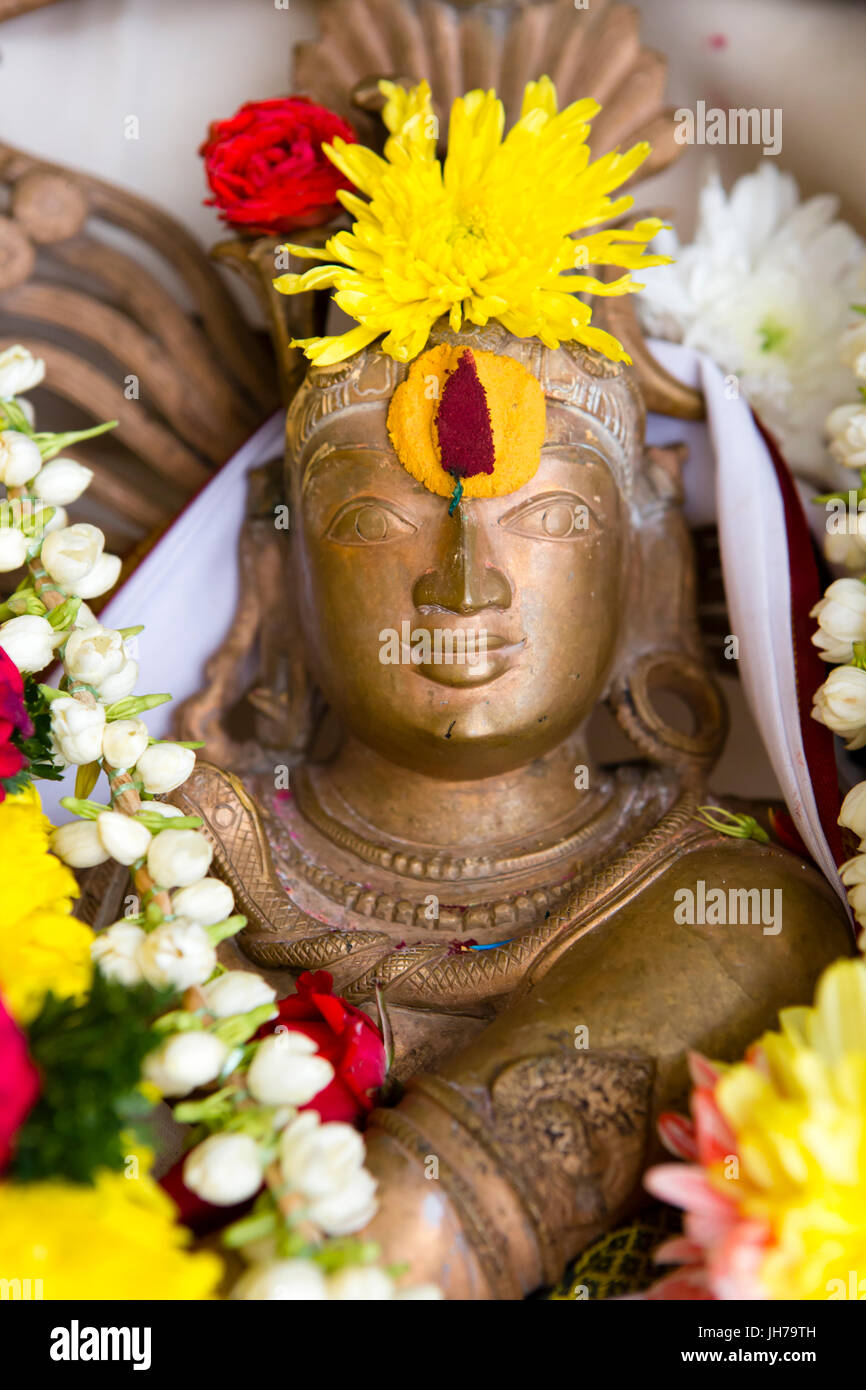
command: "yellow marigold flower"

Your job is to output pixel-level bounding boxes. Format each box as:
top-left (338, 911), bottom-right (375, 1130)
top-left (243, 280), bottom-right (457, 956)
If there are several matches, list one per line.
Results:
top-left (0, 1167), bottom-right (222, 1299)
top-left (275, 76), bottom-right (669, 366)
top-left (714, 958), bottom-right (866, 1300)
top-left (0, 786), bottom-right (92, 1023)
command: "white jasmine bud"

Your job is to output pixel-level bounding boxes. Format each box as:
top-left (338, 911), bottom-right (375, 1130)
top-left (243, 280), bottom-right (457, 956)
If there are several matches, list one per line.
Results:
top-left (828, 404), bottom-right (866, 469)
top-left (183, 1132), bottom-right (264, 1206)
top-left (0, 429), bottom-right (41, 486)
top-left (0, 613), bottom-right (58, 671)
top-left (63, 623), bottom-right (125, 686)
top-left (50, 696), bottom-right (106, 765)
top-left (146, 827), bottom-right (212, 888)
top-left (232, 1260), bottom-right (327, 1301)
top-left (839, 853), bottom-right (866, 886)
top-left (811, 579), bottom-right (866, 663)
top-left (0, 527), bottom-right (27, 572)
top-left (137, 917), bottom-right (216, 989)
top-left (38, 503), bottom-right (68, 536)
top-left (200, 970), bottom-right (277, 1019)
top-left (278, 1111), bottom-right (378, 1235)
top-left (143, 1031), bottom-right (228, 1097)
top-left (247, 1032), bottom-right (334, 1107)
top-left (96, 810), bottom-right (152, 865)
top-left (838, 781), bottom-right (866, 840)
top-left (0, 345), bottom-right (45, 398)
top-left (31, 457), bottom-right (93, 506)
top-left (812, 665), bottom-right (866, 748)
top-left (171, 878), bottom-right (234, 926)
top-left (96, 658), bottom-right (139, 702)
top-left (91, 921), bottom-right (146, 985)
top-left (846, 881), bottom-right (866, 921)
top-left (41, 522), bottom-right (104, 586)
top-left (51, 818), bottom-right (109, 868)
top-left (68, 551), bottom-right (122, 600)
top-left (72, 602), bottom-right (98, 629)
top-left (326, 1267), bottom-right (395, 1300)
top-left (304, 1166), bottom-right (379, 1236)
top-left (101, 717), bottom-right (149, 769)
top-left (138, 800), bottom-right (184, 819)
top-left (136, 742), bottom-right (196, 794)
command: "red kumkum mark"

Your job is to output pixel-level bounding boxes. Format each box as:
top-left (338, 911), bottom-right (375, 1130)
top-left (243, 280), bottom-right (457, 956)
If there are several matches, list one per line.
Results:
top-left (436, 350), bottom-right (495, 479)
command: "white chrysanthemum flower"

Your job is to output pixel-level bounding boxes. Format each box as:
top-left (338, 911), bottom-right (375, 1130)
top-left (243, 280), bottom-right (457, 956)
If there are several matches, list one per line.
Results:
top-left (636, 164), bottom-right (866, 485)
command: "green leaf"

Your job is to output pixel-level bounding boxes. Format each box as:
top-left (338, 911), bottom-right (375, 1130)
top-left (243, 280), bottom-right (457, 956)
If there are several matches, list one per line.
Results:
top-left (74, 761), bottom-right (102, 799)
top-left (205, 914), bottom-right (247, 945)
top-left (104, 693), bottom-right (171, 721)
top-left (212, 1002), bottom-right (277, 1048)
top-left (47, 596), bottom-right (81, 630)
top-left (37, 683), bottom-right (66, 703)
top-left (60, 794), bottom-right (108, 819)
top-left (9, 975), bottom-right (174, 1185)
top-left (134, 810), bottom-right (202, 832)
top-left (222, 1201), bottom-right (278, 1250)
top-left (0, 591), bottom-right (46, 621)
top-left (1, 399), bottom-right (36, 434)
top-left (34, 419), bottom-right (117, 462)
top-left (13, 677), bottom-right (66, 783)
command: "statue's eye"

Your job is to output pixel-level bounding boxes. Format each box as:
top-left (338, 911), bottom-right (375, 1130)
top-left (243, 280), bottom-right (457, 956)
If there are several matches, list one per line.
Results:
top-left (500, 492), bottom-right (592, 541)
top-left (326, 498), bottom-right (417, 546)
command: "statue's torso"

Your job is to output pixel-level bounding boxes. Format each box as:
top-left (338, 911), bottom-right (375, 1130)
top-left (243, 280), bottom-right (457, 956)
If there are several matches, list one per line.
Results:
top-left (164, 762), bottom-right (851, 1081)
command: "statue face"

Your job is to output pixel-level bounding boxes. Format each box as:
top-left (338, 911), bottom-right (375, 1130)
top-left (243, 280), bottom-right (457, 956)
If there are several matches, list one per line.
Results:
top-left (290, 399), bottom-right (629, 779)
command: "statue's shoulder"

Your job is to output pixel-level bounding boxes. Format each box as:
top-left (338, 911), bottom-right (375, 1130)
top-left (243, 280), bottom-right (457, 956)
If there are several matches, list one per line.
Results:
top-left (526, 827), bottom-right (853, 1061)
top-left (613, 826), bottom-right (851, 980)
top-left (657, 831), bottom-right (850, 945)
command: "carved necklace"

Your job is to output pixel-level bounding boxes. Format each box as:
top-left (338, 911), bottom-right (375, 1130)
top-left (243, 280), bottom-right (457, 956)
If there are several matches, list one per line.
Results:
top-left (260, 765), bottom-right (678, 938)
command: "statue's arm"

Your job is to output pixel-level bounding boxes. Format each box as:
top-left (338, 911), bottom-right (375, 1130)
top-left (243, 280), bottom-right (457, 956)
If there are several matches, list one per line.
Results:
top-left (358, 840), bottom-right (852, 1298)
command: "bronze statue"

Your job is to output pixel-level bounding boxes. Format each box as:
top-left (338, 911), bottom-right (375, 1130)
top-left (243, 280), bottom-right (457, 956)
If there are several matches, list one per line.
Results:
top-left (68, 0), bottom-right (851, 1300)
top-left (166, 318), bottom-right (851, 1297)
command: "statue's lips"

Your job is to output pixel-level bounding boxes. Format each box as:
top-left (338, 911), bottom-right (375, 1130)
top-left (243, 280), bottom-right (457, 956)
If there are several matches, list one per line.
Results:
top-left (412, 634), bottom-right (526, 688)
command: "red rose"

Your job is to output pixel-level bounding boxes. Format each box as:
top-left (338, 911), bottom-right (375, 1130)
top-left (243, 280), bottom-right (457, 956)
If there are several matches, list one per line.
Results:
top-left (258, 970), bottom-right (386, 1125)
top-left (161, 972), bottom-right (386, 1234)
top-left (0, 649), bottom-right (31, 799)
top-left (0, 994), bottom-right (40, 1172)
top-left (200, 97), bottom-right (357, 236)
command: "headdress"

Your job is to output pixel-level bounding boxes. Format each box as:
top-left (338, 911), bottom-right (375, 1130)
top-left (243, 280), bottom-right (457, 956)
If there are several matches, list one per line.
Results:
top-left (276, 76), bottom-right (668, 504)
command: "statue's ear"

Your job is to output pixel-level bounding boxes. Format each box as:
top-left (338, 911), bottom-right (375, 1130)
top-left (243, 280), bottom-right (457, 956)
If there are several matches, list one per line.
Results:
top-left (174, 457), bottom-right (316, 774)
top-left (605, 441), bottom-right (727, 788)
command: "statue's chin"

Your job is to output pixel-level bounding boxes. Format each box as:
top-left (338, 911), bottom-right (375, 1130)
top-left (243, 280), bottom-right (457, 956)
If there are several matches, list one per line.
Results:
top-left (334, 705), bottom-right (587, 781)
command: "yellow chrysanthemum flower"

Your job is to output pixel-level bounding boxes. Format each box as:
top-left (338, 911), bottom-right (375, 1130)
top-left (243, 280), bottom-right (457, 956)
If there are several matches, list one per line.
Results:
top-left (275, 76), bottom-right (669, 366)
top-left (715, 958), bottom-right (866, 1300)
top-left (0, 1167), bottom-right (221, 1299)
top-left (0, 786), bottom-right (92, 1023)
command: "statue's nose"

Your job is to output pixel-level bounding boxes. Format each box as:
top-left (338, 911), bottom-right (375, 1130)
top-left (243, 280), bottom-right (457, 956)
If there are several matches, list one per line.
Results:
top-left (412, 505), bottom-right (512, 614)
